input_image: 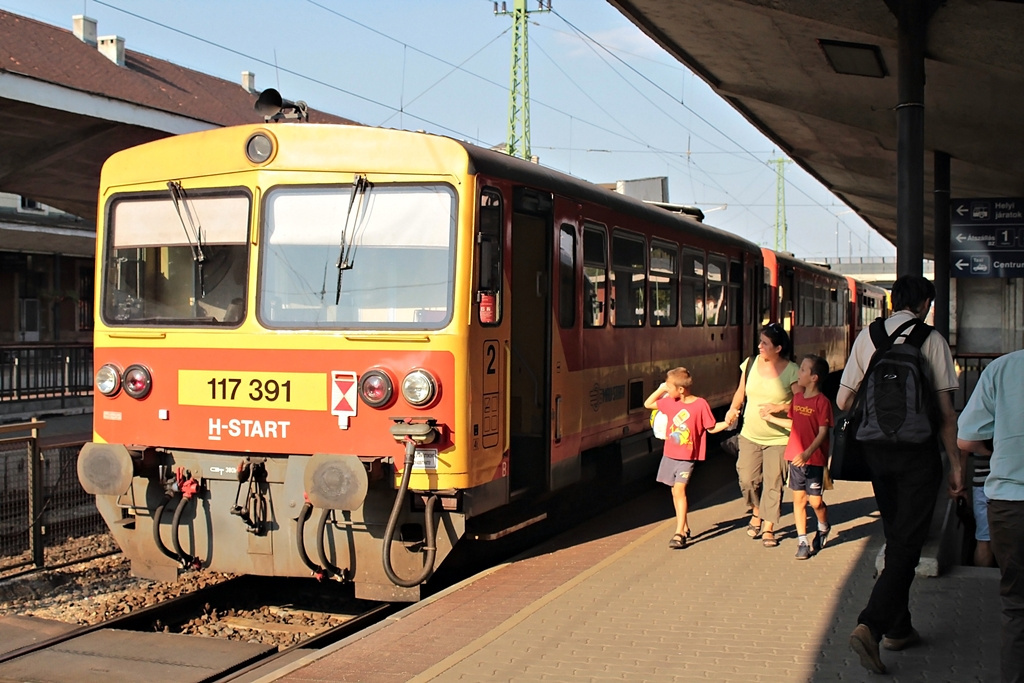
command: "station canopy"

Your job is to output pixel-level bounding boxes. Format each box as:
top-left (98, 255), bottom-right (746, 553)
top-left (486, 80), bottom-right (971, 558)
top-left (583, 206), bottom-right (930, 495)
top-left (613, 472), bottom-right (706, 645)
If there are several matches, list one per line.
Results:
top-left (609, 0), bottom-right (1024, 259)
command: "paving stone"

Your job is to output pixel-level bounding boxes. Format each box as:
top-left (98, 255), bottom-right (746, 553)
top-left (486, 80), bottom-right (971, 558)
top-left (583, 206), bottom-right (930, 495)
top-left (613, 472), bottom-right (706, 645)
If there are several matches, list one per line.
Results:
top-left (268, 472), bottom-right (1002, 683)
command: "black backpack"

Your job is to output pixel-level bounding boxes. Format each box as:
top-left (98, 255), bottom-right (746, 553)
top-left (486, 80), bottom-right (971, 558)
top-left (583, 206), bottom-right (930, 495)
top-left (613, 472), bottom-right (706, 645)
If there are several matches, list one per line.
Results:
top-left (853, 318), bottom-right (938, 445)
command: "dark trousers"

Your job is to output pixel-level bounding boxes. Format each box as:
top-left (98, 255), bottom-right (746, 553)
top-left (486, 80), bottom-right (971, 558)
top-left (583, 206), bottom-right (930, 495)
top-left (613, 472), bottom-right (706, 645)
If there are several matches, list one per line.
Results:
top-left (989, 498), bottom-right (1024, 683)
top-left (857, 441), bottom-right (942, 640)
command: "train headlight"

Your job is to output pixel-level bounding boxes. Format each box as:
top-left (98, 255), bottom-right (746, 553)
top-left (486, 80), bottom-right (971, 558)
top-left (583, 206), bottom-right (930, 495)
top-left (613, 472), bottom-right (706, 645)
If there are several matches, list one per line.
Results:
top-left (401, 369), bottom-right (437, 407)
top-left (245, 132), bottom-right (275, 164)
top-left (96, 364), bottom-right (122, 397)
top-left (122, 364), bottom-right (152, 399)
top-left (359, 369), bottom-right (393, 408)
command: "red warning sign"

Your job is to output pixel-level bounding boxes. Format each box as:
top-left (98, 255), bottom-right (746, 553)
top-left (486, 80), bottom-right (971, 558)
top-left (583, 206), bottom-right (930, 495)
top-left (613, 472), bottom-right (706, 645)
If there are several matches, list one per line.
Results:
top-left (331, 371), bottom-right (358, 428)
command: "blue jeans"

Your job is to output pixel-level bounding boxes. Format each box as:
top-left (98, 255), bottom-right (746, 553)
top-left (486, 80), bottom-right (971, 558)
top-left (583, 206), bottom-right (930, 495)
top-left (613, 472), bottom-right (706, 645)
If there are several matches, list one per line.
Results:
top-left (857, 440), bottom-right (942, 640)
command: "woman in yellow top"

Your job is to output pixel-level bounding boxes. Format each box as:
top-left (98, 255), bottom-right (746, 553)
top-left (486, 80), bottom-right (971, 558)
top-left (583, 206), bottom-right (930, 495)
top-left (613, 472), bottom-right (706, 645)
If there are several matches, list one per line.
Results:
top-left (725, 323), bottom-right (800, 547)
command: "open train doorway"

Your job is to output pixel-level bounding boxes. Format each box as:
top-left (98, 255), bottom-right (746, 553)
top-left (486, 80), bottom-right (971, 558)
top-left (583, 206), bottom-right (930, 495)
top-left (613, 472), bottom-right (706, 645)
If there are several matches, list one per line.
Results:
top-left (508, 187), bottom-right (553, 498)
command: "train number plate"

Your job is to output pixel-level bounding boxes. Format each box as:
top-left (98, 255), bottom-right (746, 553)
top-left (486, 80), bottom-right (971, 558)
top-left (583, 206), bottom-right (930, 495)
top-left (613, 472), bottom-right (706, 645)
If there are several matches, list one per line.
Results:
top-left (178, 370), bottom-right (327, 411)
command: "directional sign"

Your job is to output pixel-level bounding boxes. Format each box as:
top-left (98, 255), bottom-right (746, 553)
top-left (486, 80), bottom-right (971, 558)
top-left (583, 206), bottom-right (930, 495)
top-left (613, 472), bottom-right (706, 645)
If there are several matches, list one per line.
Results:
top-left (950, 198), bottom-right (1024, 278)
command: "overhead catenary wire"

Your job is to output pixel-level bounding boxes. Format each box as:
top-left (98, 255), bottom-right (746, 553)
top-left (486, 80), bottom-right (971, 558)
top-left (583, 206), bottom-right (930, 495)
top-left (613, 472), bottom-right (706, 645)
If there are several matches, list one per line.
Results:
top-left (86, 0), bottom-right (885, 258)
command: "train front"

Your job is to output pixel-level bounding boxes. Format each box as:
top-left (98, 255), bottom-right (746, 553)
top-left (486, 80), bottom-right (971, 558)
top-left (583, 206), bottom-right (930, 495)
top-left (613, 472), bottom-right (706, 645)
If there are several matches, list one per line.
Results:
top-left (77, 124), bottom-right (475, 601)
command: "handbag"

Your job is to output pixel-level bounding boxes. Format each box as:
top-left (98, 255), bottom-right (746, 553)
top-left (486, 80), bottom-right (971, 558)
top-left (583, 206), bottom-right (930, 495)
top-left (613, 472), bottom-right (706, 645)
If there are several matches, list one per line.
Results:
top-left (829, 413), bottom-right (872, 481)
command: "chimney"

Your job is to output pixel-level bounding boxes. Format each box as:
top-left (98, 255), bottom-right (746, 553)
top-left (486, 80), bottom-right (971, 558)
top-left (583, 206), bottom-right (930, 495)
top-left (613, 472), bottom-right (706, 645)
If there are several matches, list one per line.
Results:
top-left (242, 71), bottom-right (257, 93)
top-left (98, 35), bottom-right (126, 67)
top-left (72, 15), bottom-right (97, 46)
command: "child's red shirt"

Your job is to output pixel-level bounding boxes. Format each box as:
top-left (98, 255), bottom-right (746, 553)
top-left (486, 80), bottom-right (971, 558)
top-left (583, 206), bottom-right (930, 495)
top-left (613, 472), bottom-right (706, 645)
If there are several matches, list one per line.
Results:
top-left (785, 391), bottom-right (833, 466)
top-left (655, 395), bottom-right (715, 461)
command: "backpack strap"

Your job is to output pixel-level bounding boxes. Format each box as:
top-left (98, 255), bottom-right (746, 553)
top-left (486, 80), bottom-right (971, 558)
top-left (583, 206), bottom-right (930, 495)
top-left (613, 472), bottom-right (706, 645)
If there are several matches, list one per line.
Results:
top-left (903, 320), bottom-right (933, 349)
top-left (869, 317), bottom-right (919, 353)
top-left (743, 354), bottom-right (755, 387)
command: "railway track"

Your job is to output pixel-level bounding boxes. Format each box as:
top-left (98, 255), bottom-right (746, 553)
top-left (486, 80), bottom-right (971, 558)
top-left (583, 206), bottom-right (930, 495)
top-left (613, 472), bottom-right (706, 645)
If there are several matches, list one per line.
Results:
top-left (0, 574), bottom-right (400, 683)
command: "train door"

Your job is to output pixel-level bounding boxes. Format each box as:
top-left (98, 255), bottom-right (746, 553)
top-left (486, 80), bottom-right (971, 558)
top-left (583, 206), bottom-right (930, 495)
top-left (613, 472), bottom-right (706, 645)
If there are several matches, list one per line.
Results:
top-left (549, 205), bottom-right (582, 490)
top-left (508, 187), bottom-right (552, 498)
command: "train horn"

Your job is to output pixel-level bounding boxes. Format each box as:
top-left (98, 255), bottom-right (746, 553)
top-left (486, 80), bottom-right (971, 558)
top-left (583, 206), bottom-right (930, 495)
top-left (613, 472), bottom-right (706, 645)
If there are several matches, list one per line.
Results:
top-left (254, 88), bottom-right (308, 123)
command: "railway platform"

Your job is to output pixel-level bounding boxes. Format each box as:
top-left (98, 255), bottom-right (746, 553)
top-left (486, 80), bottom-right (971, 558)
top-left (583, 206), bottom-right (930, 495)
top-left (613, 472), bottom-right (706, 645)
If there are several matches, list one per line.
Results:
top-left (256, 453), bottom-right (1002, 682)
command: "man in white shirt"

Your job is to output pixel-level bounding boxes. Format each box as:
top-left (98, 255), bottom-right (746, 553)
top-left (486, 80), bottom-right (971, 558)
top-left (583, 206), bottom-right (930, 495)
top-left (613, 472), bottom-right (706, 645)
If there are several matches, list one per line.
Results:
top-left (836, 275), bottom-right (963, 674)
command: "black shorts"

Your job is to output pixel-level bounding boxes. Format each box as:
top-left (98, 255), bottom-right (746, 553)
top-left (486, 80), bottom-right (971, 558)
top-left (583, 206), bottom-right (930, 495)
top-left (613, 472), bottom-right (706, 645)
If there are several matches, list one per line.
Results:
top-left (789, 463), bottom-right (824, 495)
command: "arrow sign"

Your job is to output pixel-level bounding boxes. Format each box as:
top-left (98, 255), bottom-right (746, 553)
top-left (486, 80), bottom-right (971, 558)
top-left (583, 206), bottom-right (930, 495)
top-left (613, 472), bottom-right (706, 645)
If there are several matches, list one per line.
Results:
top-left (951, 197), bottom-right (1024, 278)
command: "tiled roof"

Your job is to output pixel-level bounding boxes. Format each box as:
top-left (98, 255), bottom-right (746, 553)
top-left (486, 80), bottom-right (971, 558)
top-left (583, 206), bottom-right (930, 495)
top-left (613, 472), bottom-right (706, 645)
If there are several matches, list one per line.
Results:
top-left (0, 10), bottom-right (356, 126)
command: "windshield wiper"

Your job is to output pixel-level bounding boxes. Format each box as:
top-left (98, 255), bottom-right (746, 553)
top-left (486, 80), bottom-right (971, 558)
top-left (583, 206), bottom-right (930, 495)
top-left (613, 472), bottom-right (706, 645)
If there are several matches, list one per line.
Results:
top-left (167, 181), bottom-right (207, 298)
top-left (334, 174), bottom-right (373, 305)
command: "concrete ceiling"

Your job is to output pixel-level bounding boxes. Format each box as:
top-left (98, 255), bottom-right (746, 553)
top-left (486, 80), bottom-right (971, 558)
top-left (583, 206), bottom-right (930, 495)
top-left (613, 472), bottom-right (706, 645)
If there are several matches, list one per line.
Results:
top-left (608, 0), bottom-right (1024, 259)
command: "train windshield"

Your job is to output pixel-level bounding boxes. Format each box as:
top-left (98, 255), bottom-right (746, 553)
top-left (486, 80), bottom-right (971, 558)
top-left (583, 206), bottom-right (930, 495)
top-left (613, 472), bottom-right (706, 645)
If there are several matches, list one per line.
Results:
top-left (259, 183), bottom-right (456, 330)
top-left (102, 190), bottom-right (250, 326)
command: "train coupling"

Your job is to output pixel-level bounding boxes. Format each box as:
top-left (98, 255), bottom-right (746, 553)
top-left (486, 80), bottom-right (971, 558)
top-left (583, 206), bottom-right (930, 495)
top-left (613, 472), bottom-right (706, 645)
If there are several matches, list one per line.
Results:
top-left (388, 417), bottom-right (438, 444)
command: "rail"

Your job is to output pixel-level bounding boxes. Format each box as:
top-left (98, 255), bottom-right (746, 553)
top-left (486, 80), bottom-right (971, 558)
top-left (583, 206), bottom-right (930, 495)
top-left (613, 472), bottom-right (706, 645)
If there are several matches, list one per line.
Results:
top-left (0, 343), bottom-right (93, 402)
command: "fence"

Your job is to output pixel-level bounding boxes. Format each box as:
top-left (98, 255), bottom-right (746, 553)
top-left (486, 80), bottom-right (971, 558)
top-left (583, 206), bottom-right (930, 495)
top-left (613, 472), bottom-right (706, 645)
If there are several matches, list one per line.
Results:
top-left (0, 420), bottom-right (104, 573)
top-left (0, 343), bottom-right (93, 401)
top-left (952, 352), bottom-right (1001, 412)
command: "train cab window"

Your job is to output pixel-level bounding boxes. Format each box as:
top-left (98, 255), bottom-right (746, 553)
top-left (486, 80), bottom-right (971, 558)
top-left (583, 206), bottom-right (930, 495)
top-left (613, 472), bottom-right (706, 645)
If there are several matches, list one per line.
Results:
top-left (706, 254), bottom-right (727, 326)
top-left (259, 183), bottom-right (456, 330)
top-left (728, 259), bottom-right (743, 326)
top-left (558, 224), bottom-right (576, 328)
top-left (103, 190), bottom-right (250, 326)
top-left (477, 189), bottom-right (503, 325)
top-left (649, 241), bottom-right (678, 326)
top-left (681, 248), bottom-right (705, 326)
top-left (611, 231), bottom-right (646, 327)
top-left (582, 224), bottom-right (607, 328)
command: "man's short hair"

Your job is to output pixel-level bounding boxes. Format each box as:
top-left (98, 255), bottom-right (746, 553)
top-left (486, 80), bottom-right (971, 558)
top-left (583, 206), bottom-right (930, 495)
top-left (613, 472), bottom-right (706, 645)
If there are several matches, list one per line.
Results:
top-left (891, 275), bottom-right (935, 312)
top-left (667, 366), bottom-right (693, 388)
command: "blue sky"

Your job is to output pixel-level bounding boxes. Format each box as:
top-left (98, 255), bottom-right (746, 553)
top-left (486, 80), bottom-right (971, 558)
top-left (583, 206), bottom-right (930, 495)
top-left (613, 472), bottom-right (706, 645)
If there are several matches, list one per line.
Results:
top-left (4, 0), bottom-right (894, 260)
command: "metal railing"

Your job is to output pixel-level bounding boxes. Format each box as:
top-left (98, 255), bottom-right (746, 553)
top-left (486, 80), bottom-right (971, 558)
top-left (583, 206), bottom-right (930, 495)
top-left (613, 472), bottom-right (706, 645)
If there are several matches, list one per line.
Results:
top-left (0, 420), bottom-right (104, 572)
top-left (952, 352), bottom-right (1001, 412)
top-left (0, 344), bottom-right (93, 402)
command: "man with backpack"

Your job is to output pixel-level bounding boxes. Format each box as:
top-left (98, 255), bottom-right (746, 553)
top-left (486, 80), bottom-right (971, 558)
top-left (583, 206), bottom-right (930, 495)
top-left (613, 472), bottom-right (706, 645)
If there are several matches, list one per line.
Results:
top-left (836, 274), bottom-right (964, 674)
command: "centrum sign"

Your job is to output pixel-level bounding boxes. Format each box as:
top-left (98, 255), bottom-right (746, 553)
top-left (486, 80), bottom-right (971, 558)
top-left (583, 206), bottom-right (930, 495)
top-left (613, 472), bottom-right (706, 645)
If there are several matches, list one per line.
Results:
top-left (950, 198), bottom-right (1024, 278)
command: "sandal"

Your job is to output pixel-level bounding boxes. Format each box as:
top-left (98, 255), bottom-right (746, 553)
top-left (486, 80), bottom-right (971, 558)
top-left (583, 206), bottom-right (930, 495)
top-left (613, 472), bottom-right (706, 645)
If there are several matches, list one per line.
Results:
top-left (668, 533), bottom-right (687, 549)
top-left (746, 519), bottom-right (762, 538)
top-left (762, 531), bottom-right (778, 548)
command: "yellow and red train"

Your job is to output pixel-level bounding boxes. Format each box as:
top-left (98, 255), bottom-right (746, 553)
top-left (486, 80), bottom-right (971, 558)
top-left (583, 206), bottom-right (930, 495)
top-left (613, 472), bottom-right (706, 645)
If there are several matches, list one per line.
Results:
top-left (77, 122), bottom-right (885, 600)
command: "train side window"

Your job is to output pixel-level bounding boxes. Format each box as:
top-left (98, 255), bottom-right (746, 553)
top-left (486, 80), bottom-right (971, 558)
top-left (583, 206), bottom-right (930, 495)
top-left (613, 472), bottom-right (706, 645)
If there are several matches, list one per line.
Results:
top-left (558, 224), bottom-right (576, 329)
top-left (706, 254), bottom-right (727, 326)
top-left (799, 280), bottom-right (812, 326)
top-left (477, 188), bottom-right (503, 325)
top-left (814, 284), bottom-right (824, 327)
top-left (611, 230), bottom-right (646, 327)
top-left (681, 248), bottom-right (705, 326)
top-left (761, 265), bottom-right (772, 326)
top-left (649, 241), bottom-right (678, 326)
top-left (582, 223), bottom-right (607, 328)
top-left (728, 259), bottom-right (742, 326)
